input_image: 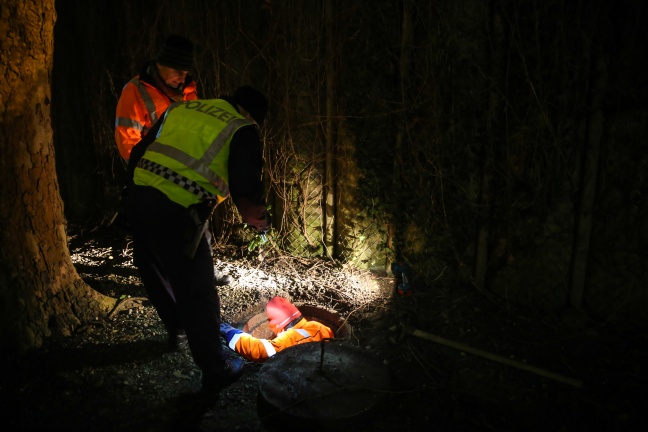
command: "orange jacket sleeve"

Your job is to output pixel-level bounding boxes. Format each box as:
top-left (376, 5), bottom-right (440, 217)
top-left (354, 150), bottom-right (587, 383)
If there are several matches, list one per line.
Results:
top-left (115, 81), bottom-right (151, 160)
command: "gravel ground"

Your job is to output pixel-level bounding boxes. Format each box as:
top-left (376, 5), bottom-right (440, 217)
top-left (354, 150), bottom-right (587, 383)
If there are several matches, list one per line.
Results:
top-left (2, 224), bottom-right (647, 431)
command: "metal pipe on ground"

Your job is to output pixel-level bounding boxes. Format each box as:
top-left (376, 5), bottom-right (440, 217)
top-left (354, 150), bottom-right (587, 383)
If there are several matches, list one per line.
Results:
top-left (401, 325), bottom-right (583, 389)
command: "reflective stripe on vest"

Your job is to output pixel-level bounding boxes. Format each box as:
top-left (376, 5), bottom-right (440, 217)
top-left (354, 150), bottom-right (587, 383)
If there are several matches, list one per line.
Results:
top-left (137, 158), bottom-right (217, 201)
top-left (116, 116), bottom-right (144, 132)
top-left (133, 99), bottom-right (252, 208)
top-left (294, 329), bottom-right (311, 339)
top-left (146, 116), bottom-right (249, 193)
top-left (260, 339), bottom-right (277, 357)
top-left (114, 78), bottom-right (157, 137)
top-left (228, 332), bottom-right (243, 350)
top-left (132, 77), bottom-right (158, 127)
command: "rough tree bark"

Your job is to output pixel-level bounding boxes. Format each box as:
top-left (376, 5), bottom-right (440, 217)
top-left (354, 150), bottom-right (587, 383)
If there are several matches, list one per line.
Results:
top-left (0, 0), bottom-right (115, 353)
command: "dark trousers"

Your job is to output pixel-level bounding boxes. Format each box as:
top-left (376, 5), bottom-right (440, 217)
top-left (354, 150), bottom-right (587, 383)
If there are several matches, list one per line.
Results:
top-left (126, 185), bottom-right (226, 378)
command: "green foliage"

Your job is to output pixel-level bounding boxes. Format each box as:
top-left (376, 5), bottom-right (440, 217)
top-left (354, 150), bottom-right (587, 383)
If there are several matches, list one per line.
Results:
top-left (247, 205), bottom-right (272, 252)
top-left (247, 230), bottom-right (270, 252)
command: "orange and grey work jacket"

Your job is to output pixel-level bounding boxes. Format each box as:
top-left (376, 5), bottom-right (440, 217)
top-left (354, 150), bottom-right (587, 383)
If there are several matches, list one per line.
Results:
top-left (225, 318), bottom-right (335, 362)
top-left (115, 63), bottom-right (198, 160)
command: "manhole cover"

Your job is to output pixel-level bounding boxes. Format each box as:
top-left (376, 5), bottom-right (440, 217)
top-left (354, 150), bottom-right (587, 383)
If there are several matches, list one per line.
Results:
top-left (257, 342), bottom-right (391, 431)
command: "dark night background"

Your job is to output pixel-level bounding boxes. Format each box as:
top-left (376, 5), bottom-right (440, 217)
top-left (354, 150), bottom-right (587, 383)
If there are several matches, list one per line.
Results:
top-left (51, 0), bottom-right (648, 331)
top-left (5, 0), bottom-right (644, 430)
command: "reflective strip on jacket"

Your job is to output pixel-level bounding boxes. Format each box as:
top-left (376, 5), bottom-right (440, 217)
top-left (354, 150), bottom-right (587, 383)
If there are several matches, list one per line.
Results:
top-left (115, 75), bottom-right (197, 160)
top-left (228, 318), bottom-right (335, 362)
top-left (133, 99), bottom-right (252, 208)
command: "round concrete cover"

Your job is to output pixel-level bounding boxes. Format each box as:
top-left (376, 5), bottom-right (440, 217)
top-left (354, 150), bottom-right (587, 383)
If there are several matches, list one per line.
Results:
top-left (258, 342), bottom-right (391, 424)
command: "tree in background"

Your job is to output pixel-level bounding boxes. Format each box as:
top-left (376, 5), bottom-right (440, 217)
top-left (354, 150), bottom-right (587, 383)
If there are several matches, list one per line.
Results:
top-left (0, 0), bottom-right (114, 353)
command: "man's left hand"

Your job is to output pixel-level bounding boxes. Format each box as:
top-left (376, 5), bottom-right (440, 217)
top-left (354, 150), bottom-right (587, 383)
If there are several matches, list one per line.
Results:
top-left (234, 197), bottom-right (271, 233)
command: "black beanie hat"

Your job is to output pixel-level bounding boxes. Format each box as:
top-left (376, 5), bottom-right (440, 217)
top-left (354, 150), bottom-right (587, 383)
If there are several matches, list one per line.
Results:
top-left (157, 34), bottom-right (194, 71)
top-left (234, 86), bottom-right (268, 126)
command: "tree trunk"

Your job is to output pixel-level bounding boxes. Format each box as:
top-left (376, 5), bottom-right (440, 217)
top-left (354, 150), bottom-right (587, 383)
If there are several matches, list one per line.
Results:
top-left (569, 45), bottom-right (607, 309)
top-left (474, 0), bottom-right (505, 289)
top-left (0, 0), bottom-right (115, 353)
top-left (390, 0), bottom-right (413, 266)
top-left (323, 0), bottom-right (336, 259)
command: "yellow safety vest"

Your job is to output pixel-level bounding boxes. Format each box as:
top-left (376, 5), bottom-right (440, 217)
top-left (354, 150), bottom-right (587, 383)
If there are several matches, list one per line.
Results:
top-left (133, 99), bottom-right (252, 208)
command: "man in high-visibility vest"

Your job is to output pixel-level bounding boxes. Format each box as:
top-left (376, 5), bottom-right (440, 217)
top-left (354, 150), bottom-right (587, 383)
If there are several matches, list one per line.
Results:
top-left (124, 86), bottom-right (271, 392)
top-left (115, 34), bottom-right (198, 161)
top-left (114, 35), bottom-right (232, 288)
top-left (220, 297), bottom-right (335, 362)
